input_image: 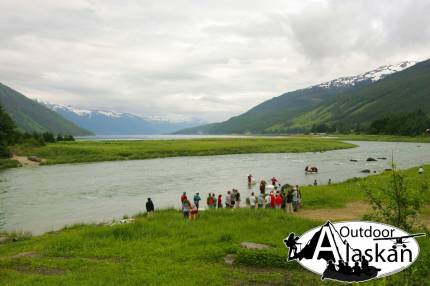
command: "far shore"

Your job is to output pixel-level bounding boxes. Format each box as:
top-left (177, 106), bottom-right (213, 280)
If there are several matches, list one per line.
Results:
top-left (10, 137), bottom-right (355, 166)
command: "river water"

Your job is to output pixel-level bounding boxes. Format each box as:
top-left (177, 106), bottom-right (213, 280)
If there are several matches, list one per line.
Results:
top-left (1, 141), bottom-right (429, 234)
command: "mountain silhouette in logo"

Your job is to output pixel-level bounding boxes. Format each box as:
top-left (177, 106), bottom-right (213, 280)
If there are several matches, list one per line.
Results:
top-left (285, 221), bottom-right (381, 282)
top-left (287, 221), bottom-right (345, 261)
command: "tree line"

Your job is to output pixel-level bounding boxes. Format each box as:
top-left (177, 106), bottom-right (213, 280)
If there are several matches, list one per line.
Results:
top-left (310, 110), bottom-right (430, 136)
top-left (0, 104), bottom-right (74, 158)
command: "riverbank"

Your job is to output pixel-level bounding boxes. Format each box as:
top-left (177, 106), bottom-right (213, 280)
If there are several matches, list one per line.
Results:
top-left (0, 158), bottom-right (20, 170)
top-left (0, 165), bottom-right (428, 285)
top-left (10, 137), bottom-right (354, 165)
top-left (332, 134), bottom-right (430, 143)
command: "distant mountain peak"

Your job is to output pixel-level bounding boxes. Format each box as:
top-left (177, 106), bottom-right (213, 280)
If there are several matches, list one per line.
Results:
top-left (38, 100), bottom-right (206, 135)
top-left (318, 61), bottom-right (417, 89)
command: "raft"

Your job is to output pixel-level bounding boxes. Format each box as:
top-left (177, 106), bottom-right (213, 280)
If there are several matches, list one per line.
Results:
top-left (321, 266), bottom-right (380, 282)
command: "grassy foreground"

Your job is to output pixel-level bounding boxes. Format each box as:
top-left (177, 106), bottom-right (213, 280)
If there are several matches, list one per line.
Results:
top-left (0, 166), bottom-right (429, 285)
top-left (10, 138), bottom-right (354, 165)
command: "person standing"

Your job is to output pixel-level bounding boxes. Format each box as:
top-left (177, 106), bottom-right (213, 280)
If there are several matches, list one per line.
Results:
top-left (235, 190), bottom-right (241, 208)
top-left (280, 190), bottom-right (286, 210)
top-left (182, 199), bottom-right (191, 219)
top-left (230, 190), bottom-right (236, 208)
top-left (146, 198), bottom-right (154, 217)
top-left (292, 187), bottom-right (299, 212)
top-left (190, 203), bottom-right (198, 220)
top-left (218, 194), bottom-right (223, 208)
top-left (270, 191), bottom-right (276, 208)
top-left (249, 192), bottom-right (256, 209)
top-left (296, 185), bottom-right (302, 209)
top-left (259, 180), bottom-right (266, 193)
top-left (328, 178), bottom-right (332, 185)
top-left (258, 192), bottom-right (264, 208)
top-left (212, 193), bottom-right (217, 208)
top-left (286, 189), bottom-right (293, 213)
top-left (313, 179), bottom-right (318, 186)
top-left (181, 192), bottom-right (187, 203)
top-left (207, 194), bottom-right (215, 209)
top-left (226, 191), bottom-right (232, 208)
top-left (275, 192), bottom-right (282, 209)
top-left (193, 192), bottom-right (201, 210)
top-left (265, 193), bottom-right (271, 208)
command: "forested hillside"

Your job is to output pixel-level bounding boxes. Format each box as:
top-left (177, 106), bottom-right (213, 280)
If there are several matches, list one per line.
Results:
top-left (0, 83), bottom-right (92, 136)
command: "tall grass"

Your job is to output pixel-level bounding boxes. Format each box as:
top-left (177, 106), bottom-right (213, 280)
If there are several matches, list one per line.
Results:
top-left (11, 138), bottom-right (354, 165)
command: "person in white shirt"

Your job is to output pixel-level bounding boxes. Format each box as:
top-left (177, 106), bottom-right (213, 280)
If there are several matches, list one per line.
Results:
top-left (418, 167), bottom-right (424, 174)
top-left (265, 193), bottom-right (271, 208)
top-left (249, 192), bottom-right (256, 209)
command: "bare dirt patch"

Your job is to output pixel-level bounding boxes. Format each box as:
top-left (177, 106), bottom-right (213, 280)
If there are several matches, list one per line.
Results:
top-left (240, 242), bottom-right (271, 250)
top-left (296, 201), bottom-right (370, 221)
top-left (15, 265), bottom-right (65, 275)
top-left (11, 154), bottom-right (44, 167)
top-left (11, 251), bottom-right (41, 259)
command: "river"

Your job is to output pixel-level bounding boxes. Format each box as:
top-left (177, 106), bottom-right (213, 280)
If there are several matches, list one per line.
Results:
top-left (1, 141), bottom-right (429, 234)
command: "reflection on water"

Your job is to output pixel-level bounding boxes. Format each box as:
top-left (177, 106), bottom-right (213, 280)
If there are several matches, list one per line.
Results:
top-left (0, 141), bottom-right (429, 234)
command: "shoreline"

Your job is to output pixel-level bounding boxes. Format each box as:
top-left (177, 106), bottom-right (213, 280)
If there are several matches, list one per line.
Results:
top-left (9, 137), bottom-right (355, 166)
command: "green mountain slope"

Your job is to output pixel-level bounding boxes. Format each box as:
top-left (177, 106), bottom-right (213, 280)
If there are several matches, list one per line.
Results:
top-left (291, 59), bottom-right (430, 130)
top-left (178, 60), bottom-right (427, 134)
top-left (0, 83), bottom-right (92, 136)
top-left (177, 84), bottom-right (367, 134)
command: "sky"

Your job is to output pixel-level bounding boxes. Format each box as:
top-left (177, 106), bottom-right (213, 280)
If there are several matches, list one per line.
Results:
top-left (1, 0), bottom-right (430, 122)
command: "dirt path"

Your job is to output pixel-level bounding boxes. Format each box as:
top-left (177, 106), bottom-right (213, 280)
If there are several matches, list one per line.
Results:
top-left (295, 201), bottom-right (371, 221)
top-left (296, 201), bottom-right (430, 229)
top-left (11, 154), bottom-right (44, 167)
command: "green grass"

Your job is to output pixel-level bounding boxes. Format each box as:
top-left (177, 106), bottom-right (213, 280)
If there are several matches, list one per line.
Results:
top-left (334, 134), bottom-right (430, 143)
top-left (300, 165), bottom-right (430, 209)
top-left (0, 158), bottom-right (20, 170)
top-left (0, 208), bottom-right (428, 286)
top-left (0, 166), bottom-right (429, 285)
top-left (10, 138), bottom-right (355, 165)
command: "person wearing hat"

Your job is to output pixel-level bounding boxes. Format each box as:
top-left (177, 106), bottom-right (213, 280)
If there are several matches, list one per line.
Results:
top-left (193, 192), bottom-right (201, 210)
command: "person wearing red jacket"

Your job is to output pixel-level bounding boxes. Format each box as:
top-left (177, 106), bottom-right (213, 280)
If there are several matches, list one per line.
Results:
top-left (180, 192), bottom-right (187, 203)
top-left (270, 192), bottom-right (276, 208)
top-left (275, 192), bottom-right (282, 208)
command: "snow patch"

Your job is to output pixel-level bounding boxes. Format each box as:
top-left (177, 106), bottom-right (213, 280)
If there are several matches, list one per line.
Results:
top-left (317, 61), bottom-right (417, 89)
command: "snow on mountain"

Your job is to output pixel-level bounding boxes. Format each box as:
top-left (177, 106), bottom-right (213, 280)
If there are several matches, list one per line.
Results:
top-left (318, 61), bottom-right (417, 88)
top-left (38, 101), bottom-right (206, 135)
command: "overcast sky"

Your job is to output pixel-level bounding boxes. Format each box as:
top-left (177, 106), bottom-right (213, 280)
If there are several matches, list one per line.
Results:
top-left (1, 0), bottom-right (430, 122)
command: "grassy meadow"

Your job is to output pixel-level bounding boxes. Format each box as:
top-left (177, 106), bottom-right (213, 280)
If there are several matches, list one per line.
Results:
top-left (300, 165), bottom-right (430, 209)
top-left (0, 165), bottom-right (429, 285)
top-left (10, 137), bottom-right (355, 165)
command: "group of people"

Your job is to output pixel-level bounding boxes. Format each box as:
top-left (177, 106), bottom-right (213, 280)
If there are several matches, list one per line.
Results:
top-left (179, 189), bottom-right (244, 219)
top-left (324, 256), bottom-right (377, 278)
top-left (180, 192), bottom-right (199, 220)
top-left (249, 176), bottom-right (302, 212)
top-left (147, 171), bottom-right (333, 219)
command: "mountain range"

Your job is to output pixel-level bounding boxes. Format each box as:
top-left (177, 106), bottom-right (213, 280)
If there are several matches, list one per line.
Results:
top-left (176, 60), bottom-right (430, 134)
top-left (0, 83), bottom-right (92, 136)
top-left (41, 102), bottom-right (206, 135)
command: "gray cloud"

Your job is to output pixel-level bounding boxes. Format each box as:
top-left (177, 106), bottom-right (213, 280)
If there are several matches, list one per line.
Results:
top-left (0, 0), bottom-right (429, 122)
